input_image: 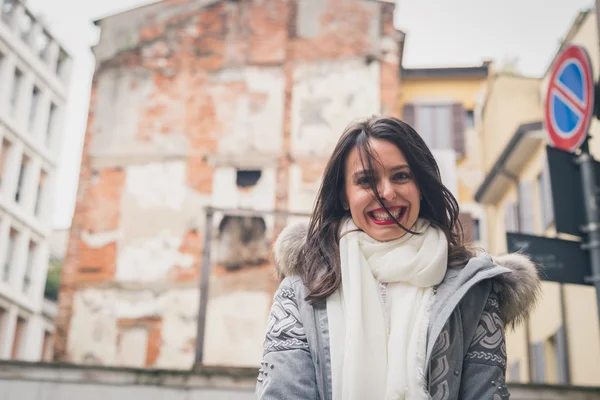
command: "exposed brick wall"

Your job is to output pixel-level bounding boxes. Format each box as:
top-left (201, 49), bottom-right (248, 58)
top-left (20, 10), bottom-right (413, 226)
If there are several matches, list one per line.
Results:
top-left (169, 229), bottom-right (202, 282)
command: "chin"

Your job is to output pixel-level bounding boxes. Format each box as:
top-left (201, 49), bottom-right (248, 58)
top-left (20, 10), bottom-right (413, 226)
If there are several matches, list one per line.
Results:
top-left (367, 226), bottom-right (408, 242)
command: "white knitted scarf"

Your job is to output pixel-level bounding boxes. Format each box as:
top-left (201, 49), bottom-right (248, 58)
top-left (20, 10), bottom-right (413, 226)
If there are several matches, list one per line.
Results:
top-left (327, 218), bottom-right (448, 400)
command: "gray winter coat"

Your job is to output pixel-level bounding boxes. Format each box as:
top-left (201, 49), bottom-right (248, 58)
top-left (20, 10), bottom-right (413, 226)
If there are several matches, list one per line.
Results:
top-left (256, 223), bottom-right (541, 400)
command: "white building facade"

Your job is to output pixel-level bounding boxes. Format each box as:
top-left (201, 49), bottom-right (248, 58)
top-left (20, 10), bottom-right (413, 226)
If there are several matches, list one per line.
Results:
top-left (0, 0), bottom-right (70, 361)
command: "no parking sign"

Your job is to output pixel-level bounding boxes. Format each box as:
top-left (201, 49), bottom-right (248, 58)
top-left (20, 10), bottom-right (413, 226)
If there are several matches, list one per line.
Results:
top-left (544, 44), bottom-right (595, 152)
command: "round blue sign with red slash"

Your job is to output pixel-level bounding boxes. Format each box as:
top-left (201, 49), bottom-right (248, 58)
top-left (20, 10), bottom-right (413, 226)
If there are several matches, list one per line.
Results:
top-left (544, 44), bottom-right (595, 152)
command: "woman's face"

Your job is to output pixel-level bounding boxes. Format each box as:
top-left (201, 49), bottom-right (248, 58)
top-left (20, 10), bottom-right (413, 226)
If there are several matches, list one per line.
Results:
top-left (343, 138), bottom-right (421, 242)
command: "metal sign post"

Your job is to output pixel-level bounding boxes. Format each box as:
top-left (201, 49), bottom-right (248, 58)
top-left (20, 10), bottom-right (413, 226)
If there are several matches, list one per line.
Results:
top-left (577, 143), bottom-right (600, 318)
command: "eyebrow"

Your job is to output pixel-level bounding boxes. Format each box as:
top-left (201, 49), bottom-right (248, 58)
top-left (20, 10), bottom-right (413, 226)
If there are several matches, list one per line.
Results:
top-left (390, 164), bottom-right (410, 172)
top-left (352, 164), bottom-right (410, 180)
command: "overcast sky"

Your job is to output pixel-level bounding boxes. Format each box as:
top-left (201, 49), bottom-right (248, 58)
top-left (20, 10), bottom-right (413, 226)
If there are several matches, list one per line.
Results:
top-left (25, 0), bottom-right (594, 229)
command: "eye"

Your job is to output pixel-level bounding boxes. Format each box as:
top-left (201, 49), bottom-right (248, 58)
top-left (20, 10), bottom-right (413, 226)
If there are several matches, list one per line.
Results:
top-left (393, 172), bottom-right (411, 181)
top-left (355, 176), bottom-right (371, 186)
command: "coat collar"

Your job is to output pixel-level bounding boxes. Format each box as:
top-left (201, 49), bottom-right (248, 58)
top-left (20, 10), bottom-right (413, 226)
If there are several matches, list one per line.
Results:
top-left (273, 222), bottom-right (541, 328)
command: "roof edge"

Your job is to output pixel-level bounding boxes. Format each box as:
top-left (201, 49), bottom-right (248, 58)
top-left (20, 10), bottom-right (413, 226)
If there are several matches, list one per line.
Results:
top-left (400, 61), bottom-right (491, 79)
top-left (93, 0), bottom-right (165, 25)
top-left (474, 121), bottom-right (544, 203)
top-left (542, 8), bottom-right (592, 78)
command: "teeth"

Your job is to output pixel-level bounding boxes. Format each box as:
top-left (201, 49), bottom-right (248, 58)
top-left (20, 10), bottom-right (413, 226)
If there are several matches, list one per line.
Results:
top-left (371, 208), bottom-right (403, 220)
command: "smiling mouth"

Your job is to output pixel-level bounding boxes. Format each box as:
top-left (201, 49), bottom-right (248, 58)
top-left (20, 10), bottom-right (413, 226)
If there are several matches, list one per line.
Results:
top-left (368, 206), bottom-right (407, 225)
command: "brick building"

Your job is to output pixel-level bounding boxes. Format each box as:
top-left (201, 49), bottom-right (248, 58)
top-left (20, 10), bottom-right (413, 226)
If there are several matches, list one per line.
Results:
top-left (55, 0), bottom-right (404, 369)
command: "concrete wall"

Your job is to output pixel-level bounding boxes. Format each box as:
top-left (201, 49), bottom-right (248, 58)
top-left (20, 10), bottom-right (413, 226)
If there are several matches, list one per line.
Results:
top-left (0, 361), bottom-right (599, 400)
top-left (56, 0), bottom-right (402, 369)
top-left (0, 361), bottom-right (256, 400)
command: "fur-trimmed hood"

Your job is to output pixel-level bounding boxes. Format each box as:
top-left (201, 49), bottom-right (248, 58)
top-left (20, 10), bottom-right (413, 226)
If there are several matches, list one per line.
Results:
top-left (273, 222), bottom-right (541, 328)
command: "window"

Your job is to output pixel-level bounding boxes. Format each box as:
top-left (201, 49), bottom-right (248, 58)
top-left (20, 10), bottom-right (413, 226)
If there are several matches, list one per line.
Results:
top-left (504, 200), bottom-right (519, 232)
top-left (11, 316), bottom-right (26, 359)
top-left (3, 228), bottom-right (17, 282)
top-left (18, 11), bottom-right (34, 43)
top-left (218, 216), bottom-right (268, 270)
top-left (10, 68), bottom-right (23, 116)
top-left (530, 341), bottom-right (546, 383)
top-left (507, 361), bottom-right (521, 382)
top-left (416, 105), bottom-right (452, 149)
top-left (41, 330), bottom-right (53, 361)
top-left (473, 218), bottom-right (481, 242)
top-left (466, 110), bottom-right (475, 129)
top-left (530, 327), bottom-right (569, 384)
top-left (403, 103), bottom-right (466, 155)
top-left (1, 0), bottom-right (15, 25)
top-left (56, 48), bottom-right (68, 79)
top-left (14, 155), bottom-right (29, 203)
top-left (0, 138), bottom-right (11, 190)
top-left (0, 307), bottom-right (6, 347)
top-left (236, 170), bottom-right (261, 188)
top-left (459, 212), bottom-right (474, 243)
top-left (29, 85), bottom-right (41, 132)
top-left (459, 213), bottom-right (481, 244)
top-left (46, 103), bottom-right (57, 146)
top-left (34, 30), bottom-right (51, 61)
top-left (34, 170), bottom-right (46, 217)
top-left (538, 162), bottom-right (555, 230)
top-left (22, 241), bottom-right (36, 293)
top-left (518, 181), bottom-right (534, 234)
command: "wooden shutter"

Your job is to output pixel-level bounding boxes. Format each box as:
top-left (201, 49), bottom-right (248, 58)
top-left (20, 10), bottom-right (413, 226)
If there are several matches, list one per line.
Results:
top-left (402, 103), bottom-right (416, 127)
top-left (459, 212), bottom-right (474, 243)
top-left (518, 181), bottom-right (535, 234)
top-left (451, 103), bottom-right (466, 157)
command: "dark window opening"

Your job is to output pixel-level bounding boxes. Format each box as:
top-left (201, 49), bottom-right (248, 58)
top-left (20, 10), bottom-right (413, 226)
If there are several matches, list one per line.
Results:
top-left (236, 170), bottom-right (261, 188)
top-left (466, 109), bottom-right (475, 129)
top-left (218, 216), bottom-right (268, 270)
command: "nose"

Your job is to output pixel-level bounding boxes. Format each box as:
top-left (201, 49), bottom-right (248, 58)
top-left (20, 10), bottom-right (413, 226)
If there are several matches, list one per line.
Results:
top-left (378, 179), bottom-right (396, 201)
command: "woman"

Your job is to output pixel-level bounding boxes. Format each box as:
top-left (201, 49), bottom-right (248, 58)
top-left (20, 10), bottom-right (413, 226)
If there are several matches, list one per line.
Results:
top-left (256, 116), bottom-right (540, 399)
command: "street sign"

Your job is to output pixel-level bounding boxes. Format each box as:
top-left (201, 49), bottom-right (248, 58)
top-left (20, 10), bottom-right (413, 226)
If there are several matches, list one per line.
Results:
top-left (546, 145), bottom-right (600, 237)
top-left (544, 44), bottom-right (595, 152)
top-left (506, 233), bottom-right (592, 286)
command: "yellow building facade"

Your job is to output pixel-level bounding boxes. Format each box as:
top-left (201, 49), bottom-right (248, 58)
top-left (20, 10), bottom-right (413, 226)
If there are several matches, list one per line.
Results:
top-left (475, 9), bottom-right (600, 387)
top-left (399, 63), bottom-right (491, 247)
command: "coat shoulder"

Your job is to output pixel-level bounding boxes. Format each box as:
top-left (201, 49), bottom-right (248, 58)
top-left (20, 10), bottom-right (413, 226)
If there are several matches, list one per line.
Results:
top-left (491, 253), bottom-right (541, 328)
top-left (274, 223), bottom-right (308, 278)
